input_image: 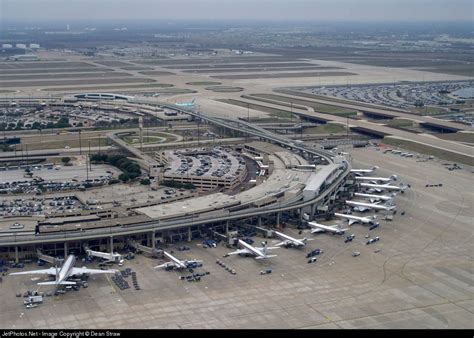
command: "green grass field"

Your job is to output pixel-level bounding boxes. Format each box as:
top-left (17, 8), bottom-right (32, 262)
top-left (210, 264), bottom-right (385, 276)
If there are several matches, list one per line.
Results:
top-left (305, 123), bottom-right (347, 134)
top-left (205, 86), bottom-right (244, 92)
top-left (15, 137), bottom-right (109, 151)
top-left (217, 99), bottom-right (295, 119)
top-left (436, 132), bottom-right (474, 144)
top-left (186, 81), bottom-right (222, 86)
top-left (387, 119), bottom-right (414, 127)
top-left (249, 94), bottom-right (357, 116)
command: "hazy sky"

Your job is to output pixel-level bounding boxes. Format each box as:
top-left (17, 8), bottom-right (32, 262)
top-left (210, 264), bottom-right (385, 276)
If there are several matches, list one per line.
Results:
top-left (1, 0), bottom-right (472, 22)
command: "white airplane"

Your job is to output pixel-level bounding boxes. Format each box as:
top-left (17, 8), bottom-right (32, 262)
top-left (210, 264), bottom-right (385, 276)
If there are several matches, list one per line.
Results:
top-left (85, 248), bottom-right (124, 264)
top-left (350, 166), bottom-right (378, 176)
top-left (274, 231), bottom-right (311, 247)
top-left (355, 175), bottom-right (397, 183)
top-left (354, 192), bottom-right (395, 203)
top-left (9, 255), bottom-right (116, 287)
top-left (346, 200), bottom-right (396, 212)
top-left (154, 251), bottom-right (202, 270)
top-left (334, 213), bottom-right (378, 226)
top-left (225, 240), bottom-right (279, 259)
top-left (360, 182), bottom-right (407, 192)
top-left (175, 98), bottom-right (196, 108)
top-left (307, 221), bottom-right (349, 235)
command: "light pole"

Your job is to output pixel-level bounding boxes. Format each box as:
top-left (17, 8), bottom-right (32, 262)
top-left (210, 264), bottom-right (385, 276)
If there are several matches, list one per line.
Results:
top-left (346, 116), bottom-right (349, 140)
top-left (290, 101), bottom-right (293, 123)
top-left (88, 140), bottom-right (92, 172)
top-left (98, 133), bottom-right (101, 154)
top-left (78, 130), bottom-right (82, 155)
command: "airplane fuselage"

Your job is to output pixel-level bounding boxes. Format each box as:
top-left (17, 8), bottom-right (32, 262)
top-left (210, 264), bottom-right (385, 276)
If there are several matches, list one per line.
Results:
top-left (238, 240), bottom-right (265, 258)
top-left (308, 222), bottom-right (345, 234)
top-left (354, 193), bottom-right (393, 201)
top-left (334, 213), bottom-right (375, 224)
top-left (346, 200), bottom-right (395, 211)
top-left (274, 231), bottom-right (305, 247)
top-left (355, 177), bottom-right (394, 182)
top-left (360, 183), bottom-right (404, 191)
top-left (57, 255), bottom-right (75, 285)
top-left (164, 251), bottom-right (187, 269)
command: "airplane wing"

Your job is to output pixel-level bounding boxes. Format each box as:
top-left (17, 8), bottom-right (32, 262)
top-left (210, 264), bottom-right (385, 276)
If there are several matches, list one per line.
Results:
top-left (154, 262), bottom-right (174, 269)
top-left (255, 255), bottom-right (277, 260)
top-left (37, 281), bottom-right (77, 286)
top-left (311, 228), bottom-right (325, 233)
top-left (258, 246), bottom-right (280, 250)
top-left (226, 248), bottom-right (251, 255)
top-left (71, 267), bottom-right (117, 275)
top-left (9, 267), bottom-right (58, 276)
top-left (275, 240), bottom-right (289, 247)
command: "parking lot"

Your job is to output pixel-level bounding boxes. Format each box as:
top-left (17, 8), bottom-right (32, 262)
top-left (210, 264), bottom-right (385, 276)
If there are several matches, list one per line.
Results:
top-left (164, 146), bottom-right (245, 179)
top-left (0, 165), bottom-right (120, 194)
top-left (0, 165), bottom-right (118, 184)
top-left (306, 81), bottom-right (472, 110)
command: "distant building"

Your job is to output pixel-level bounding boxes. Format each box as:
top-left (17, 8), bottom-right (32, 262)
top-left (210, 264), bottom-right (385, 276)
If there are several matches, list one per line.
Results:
top-left (2, 44), bottom-right (12, 48)
top-left (29, 43), bottom-right (40, 49)
top-left (10, 54), bottom-right (39, 61)
top-left (73, 93), bottom-right (134, 101)
top-left (0, 47), bottom-right (26, 57)
top-left (15, 44), bottom-right (26, 49)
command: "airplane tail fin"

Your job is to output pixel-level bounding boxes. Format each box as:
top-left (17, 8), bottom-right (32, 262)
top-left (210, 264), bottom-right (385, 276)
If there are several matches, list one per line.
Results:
top-left (372, 166), bottom-right (379, 170)
top-left (261, 241), bottom-right (268, 255)
top-left (390, 174), bottom-right (398, 181)
top-left (37, 281), bottom-right (76, 286)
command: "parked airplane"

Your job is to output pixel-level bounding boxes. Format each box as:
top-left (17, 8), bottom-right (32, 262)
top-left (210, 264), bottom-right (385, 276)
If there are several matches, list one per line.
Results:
top-left (354, 192), bottom-right (395, 202)
top-left (350, 166), bottom-right (378, 176)
top-left (225, 240), bottom-right (279, 259)
top-left (334, 213), bottom-right (378, 226)
top-left (308, 221), bottom-right (349, 235)
top-left (360, 182), bottom-right (407, 192)
top-left (85, 247), bottom-right (124, 264)
top-left (355, 175), bottom-right (397, 183)
top-left (9, 255), bottom-right (116, 287)
top-left (274, 231), bottom-right (311, 247)
top-left (346, 200), bottom-right (396, 212)
top-left (175, 98), bottom-right (196, 108)
top-left (154, 251), bottom-right (202, 270)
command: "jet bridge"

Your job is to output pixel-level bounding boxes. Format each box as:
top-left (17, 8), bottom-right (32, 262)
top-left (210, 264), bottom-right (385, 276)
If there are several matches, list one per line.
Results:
top-left (83, 245), bottom-right (124, 264)
top-left (36, 250), bottom-right (63, 266)
top-left (127, 239), bottom-right (163, 258)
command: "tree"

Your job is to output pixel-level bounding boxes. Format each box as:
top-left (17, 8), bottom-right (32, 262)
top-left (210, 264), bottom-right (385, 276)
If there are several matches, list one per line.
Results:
top-left (61, 157), bottom-right (71, 164)
top-left (118, 173), bottom-right (130, 182)
top-left (140, 178), bottom-right (151, 185)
